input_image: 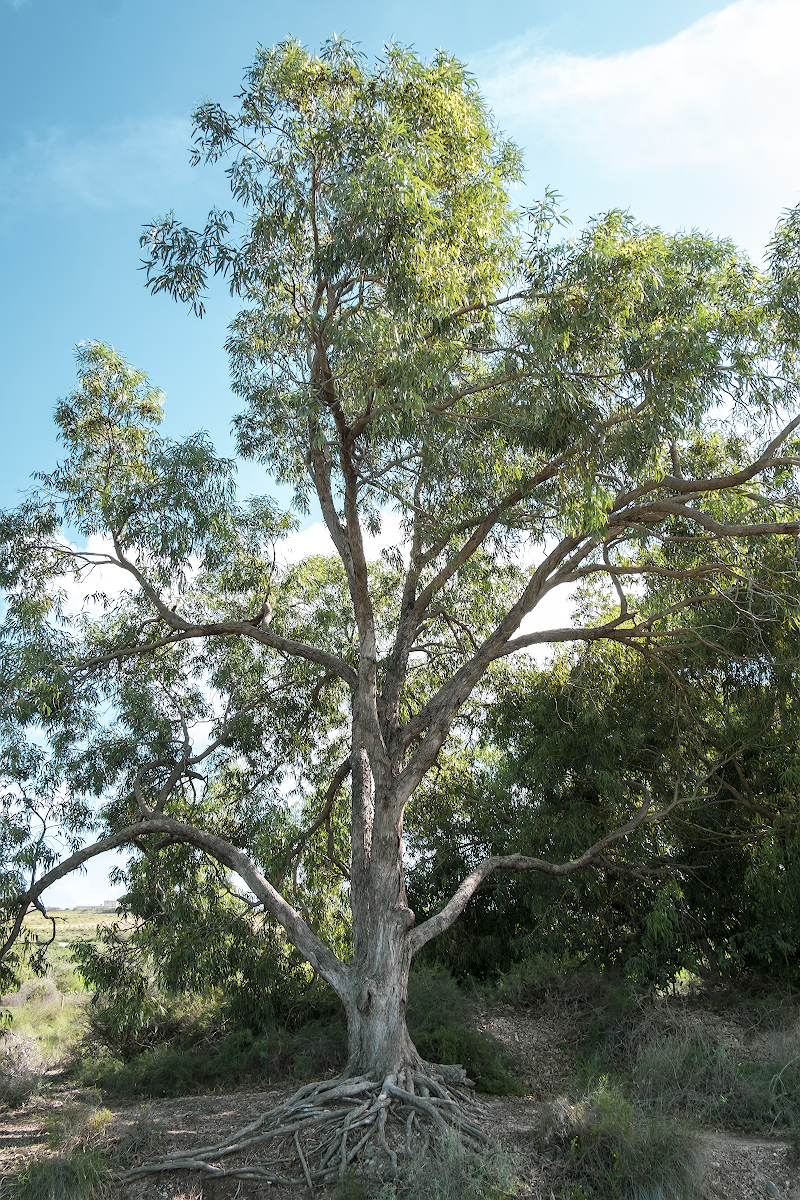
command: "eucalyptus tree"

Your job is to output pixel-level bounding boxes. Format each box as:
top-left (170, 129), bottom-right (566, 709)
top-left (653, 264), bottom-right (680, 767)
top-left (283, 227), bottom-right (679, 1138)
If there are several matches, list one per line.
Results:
top-left (2, 36), bottom-right (800, 1185)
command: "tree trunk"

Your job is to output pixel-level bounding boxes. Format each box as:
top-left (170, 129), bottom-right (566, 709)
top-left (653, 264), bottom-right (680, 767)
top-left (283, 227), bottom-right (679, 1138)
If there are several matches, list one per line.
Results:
top-left (343, 913), bottom-right (420, 1078)
top-left (344, 754), bottom-right (420, 1078)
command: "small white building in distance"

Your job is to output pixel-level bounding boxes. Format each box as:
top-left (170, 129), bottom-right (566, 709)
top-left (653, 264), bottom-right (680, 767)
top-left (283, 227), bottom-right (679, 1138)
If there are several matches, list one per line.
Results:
top-left (102, 900), bottom-right (117, 908)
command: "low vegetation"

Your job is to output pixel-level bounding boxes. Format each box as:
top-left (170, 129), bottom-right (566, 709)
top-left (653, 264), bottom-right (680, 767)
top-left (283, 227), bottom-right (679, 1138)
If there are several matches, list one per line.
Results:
top-left (334, 1134), bottom-right (522, 1200)
top-left (1, 1102), bottom-right (113, 1200)
top-left (3, 937), bottom-right (800, 1198)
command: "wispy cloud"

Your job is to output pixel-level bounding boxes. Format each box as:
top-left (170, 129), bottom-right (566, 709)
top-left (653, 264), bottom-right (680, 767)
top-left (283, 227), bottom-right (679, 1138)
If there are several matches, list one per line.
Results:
top-left (0, 115), bottom-right (197, 212)
top-left (478, 0), bottom-right (800, 254)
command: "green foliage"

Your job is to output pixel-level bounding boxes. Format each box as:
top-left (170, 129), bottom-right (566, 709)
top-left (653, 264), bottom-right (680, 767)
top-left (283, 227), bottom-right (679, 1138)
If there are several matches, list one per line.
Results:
top-left (408, 607), bottom-right (800, 989)
top-left (78, 1017), bottom-right (347, 1097)
top-left (71, 961), bottom-right (516, 1098)
top-left (493, 954), bottom-right (633, 1017)
top-left (510, 961), bottom-right (800, 1135)
top-left (0, 979), bottom-right (91, 1108)
top-left (406, 963), bottom-right (473, 1029)
top-left (333, 1171), bottom-right (373, 1200)
top-left (407, 966), bottom-right (522, 1094)
top-left (535, 1082), bottom-right (702, 1200)
top-left (413, 1025), bottom-right (522, 1096)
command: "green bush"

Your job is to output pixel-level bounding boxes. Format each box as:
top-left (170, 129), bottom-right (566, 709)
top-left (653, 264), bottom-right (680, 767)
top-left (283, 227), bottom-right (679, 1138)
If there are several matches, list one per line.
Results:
top-left (412, 1025), bottom-right (523, 1095)
top-left (77, 964), bottom-right (521, 1099)
top-left (407, 966), bottom-right (522, 1095)
top-left (2, 976), bottom-right (93, 1100)
top-left (406, 965), bottom-right (474, 1031)
top-left (535, 1081), bottom-right (702, 1200)
top-left (83, 987), bottom-right (222, 1061)
top-left (79, 1016), bottom-right (347, 1097)
top-left (494, 954), bottom-right (633, 1014)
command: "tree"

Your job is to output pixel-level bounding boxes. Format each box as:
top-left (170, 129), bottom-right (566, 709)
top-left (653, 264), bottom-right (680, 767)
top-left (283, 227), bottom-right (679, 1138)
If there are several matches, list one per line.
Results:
top-left (2, 36), bottom-right (800, 1184)
top-left (407, 593), bottom-right (800, 989)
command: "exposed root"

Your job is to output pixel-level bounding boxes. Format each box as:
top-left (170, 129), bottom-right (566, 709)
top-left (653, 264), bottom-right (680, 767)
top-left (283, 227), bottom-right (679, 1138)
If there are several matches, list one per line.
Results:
top-left (116, 1066), bottom-right (491, 1189)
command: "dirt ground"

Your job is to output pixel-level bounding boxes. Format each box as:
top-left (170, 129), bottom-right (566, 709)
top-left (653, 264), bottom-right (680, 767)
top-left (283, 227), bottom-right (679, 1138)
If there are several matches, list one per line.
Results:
top-left (474, 999), bottom-right (800, 1200)
top-left (1, 1000), bottom-right (798, 1199)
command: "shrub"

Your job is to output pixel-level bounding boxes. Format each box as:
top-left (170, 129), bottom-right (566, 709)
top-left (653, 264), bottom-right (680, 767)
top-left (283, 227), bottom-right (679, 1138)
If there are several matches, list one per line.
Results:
top-left (535, 1081), bottom-right (702, 1200)
top-left (412, 1025), bottom-right (523, 1095)
top-left (2, 976), bottom-right (88, 1089)
top-left (0, 1034), bottom-right (45, 1108)
top-left (110, 1103), bottom-right (163, 1166)
top-left (632, 1021), bottom-right (800, 1130)
top-left (495, 954), bottom-right (633, 1014)
top-left (83, 987), bottom-right (222, 1062)
top-left (407, 967), bottom-right (522, 1095)
top-left (79, 1016), bottom-right (347, 1097)
top-left (78, 965), bottom-right (520, 1099)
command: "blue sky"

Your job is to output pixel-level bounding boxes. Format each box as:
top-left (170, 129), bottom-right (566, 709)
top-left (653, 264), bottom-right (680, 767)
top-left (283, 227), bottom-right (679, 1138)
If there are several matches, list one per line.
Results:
top-left (2, 0), bottom-right (799, 903)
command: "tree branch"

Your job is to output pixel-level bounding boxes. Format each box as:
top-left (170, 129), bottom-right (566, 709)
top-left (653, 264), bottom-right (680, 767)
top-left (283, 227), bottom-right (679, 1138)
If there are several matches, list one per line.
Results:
top-left (408, 786), bottom-right (692, 955)
top-left (71, 619), bottom-right (357, 688)
top-left (2, 817), bottom-right (351, 998)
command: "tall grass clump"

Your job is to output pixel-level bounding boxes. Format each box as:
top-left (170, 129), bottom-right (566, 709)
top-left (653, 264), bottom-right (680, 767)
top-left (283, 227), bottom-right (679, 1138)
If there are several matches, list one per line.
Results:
top-left (535, 1081), bottom-right (702, 1200)
top-left (334, 1133), bottom-right (522, 1200)
top-left (3, 1150), bottom-right (110, 1200)
top-left (630, 1017), bottom-right (800, 1130)
top-left (401, 1132), bottom-right (521, 1199)
top-left (1, 1104), bottom-right (112, 1200)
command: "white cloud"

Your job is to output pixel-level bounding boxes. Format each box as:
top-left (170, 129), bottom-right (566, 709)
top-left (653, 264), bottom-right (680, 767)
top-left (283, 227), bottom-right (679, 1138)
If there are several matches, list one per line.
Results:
top-left (279, 512), bottom-right (405, 566)
top-left (0, 116), bottom-right (195, 212)
top-left (58, 534), bottom-right (133, 617)
top-left (479, 0), bottom-right (800, 255)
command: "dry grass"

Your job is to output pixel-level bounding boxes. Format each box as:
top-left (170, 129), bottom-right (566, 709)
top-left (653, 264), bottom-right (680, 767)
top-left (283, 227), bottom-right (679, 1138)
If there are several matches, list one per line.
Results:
top-left (0, 1102), bottom-right (113, 1200)
top-left (1, 980), bottom-right (89, 1109)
